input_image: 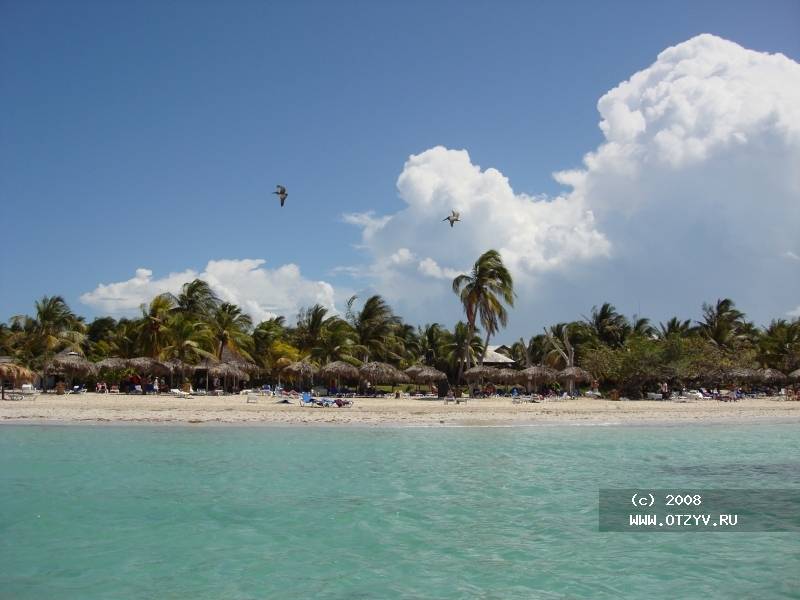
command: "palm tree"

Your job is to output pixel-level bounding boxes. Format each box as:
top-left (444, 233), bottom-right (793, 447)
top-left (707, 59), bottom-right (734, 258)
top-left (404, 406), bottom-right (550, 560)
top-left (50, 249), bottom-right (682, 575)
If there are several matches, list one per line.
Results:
top-left (173, 279), bottom-right (219, 318)
top-left (758, 319), bottom-right (800, 372)
top-left (161, 313), bottom-right (215, 364)
top-left (209, 302), bottom-right (254, 359)
top-left (346, 295), bottom-right (399, 362)
top-left (658, 317), bottom-right (692, 339)
top-left (137, 293), bottom-right (175, 358)
top-left (628, 315), bottom-right (656, 339)
top-left (444, 321), bottom-right (483, 377)
top-left (253, 317), bottom-right (286, 361)
top-left (418, 323), bottom-right (448, 367)
top-left (695, 298), bottom-right (748, 348)
top-left (12, 296), bottom-right (85, 369)
top-left (584, 303), bottom-right (629, 347)
top-left (311, 317), bottom-right (357, 364)
top-left (295, 304), bottom-right (333, 353)
top-left (452, 249), bottom-right (515, 380)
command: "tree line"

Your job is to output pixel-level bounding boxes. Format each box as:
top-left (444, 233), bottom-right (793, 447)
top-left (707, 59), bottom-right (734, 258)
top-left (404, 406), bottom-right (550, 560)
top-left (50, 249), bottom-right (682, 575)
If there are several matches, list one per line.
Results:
top-left (1, 251), bottom-right (798, 395)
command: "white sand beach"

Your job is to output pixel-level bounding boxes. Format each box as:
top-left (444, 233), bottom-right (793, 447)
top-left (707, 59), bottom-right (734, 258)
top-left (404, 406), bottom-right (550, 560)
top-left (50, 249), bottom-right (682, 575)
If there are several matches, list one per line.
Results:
top-left (2, 393), bottom-right (799, 426)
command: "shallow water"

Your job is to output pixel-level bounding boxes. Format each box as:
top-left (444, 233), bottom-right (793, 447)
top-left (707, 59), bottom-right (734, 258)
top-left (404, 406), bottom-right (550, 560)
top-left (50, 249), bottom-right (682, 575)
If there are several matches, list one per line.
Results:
top-left (1, 424), bottom-right (798, 599)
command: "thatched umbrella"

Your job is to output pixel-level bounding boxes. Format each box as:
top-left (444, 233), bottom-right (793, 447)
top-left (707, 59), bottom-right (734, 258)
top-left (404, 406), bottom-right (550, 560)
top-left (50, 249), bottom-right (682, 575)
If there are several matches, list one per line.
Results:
top-left (46, 351), bottom-right (96, 391)
top-left (220, 346), bottom-right (259, 374)
top-left (496, 368), bottom-right (522, 385)
top-left (0, 358), bottom-right (35, 400)
top-left (521, 365), bottom-right (558, 382)
top-left (558, 366), bottom-right (591, 395)
top-left (757, 368), bottom-right (787, 384)
top-left (164, 358), bottom-right (196, 388)
top-left (463, 365), bottom-right (501, 382)
top-left (789, 369), bottom-right (800, 381)
top-left (724, 367), bottom-right (758, 384)
top-left (359, 361), bottom-right (406, 385)
top-left (320, 361), bottom-right (359, 391)
top-left (404, 365), bottom-right (424, 379)
top-left (95, 357), bottom-right (129, 371)
top-left (283, 361), bottom-right (319, 391)
top-left (413, 366), bottom-right (447, 383)
top-left (127, 357), bottom-right (170, 377)
top-left (321, 361), bottom-right (359, 381)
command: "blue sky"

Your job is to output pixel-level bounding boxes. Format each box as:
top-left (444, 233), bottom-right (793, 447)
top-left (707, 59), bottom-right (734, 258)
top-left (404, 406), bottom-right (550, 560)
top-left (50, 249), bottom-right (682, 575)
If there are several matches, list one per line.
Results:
top-left (2, 0), bottom-right (799, 337)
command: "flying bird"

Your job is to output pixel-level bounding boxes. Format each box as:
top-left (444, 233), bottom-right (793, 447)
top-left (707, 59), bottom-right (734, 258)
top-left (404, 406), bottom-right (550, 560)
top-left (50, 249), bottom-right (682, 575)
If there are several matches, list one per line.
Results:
top-left (443, 210), bottom-right (460, 227)
top-left (273, 185), bottom-right (288, 207)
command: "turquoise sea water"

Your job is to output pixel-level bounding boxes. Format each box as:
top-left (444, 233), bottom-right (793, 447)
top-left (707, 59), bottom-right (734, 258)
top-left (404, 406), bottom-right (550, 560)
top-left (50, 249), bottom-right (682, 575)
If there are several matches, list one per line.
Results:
top-left (1, 423), bottom-right (798, 599)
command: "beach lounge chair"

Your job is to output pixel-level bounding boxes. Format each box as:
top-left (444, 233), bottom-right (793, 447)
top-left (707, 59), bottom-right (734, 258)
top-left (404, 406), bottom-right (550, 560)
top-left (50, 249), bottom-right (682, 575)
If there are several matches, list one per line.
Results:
top-left (299, 392), bottom-right (319, 407)
top-left (246, 393), bottom-right (259, 404)
top-left (109, 385), bottom-right (120, 394)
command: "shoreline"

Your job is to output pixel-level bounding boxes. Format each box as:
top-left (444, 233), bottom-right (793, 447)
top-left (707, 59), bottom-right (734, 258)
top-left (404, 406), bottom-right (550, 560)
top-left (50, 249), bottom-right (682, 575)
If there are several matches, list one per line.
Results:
top-left (2, 393), bottom-right (798, 428)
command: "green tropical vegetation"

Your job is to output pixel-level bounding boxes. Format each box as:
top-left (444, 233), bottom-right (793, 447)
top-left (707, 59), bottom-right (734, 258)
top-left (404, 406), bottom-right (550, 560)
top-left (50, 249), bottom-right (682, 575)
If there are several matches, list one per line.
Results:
top-left (1, 250), bottom-right (798, 396)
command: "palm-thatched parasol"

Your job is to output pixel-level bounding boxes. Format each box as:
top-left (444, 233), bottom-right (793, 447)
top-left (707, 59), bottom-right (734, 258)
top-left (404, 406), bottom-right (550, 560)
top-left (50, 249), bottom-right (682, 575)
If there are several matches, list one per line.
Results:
top-left (404, 365), bottom-right (424, 379)
top-left (321, 360), bottom-right (359, 380)
top-left (413, 366), bottom-right (448, 384)
top-left (281, 361), bottom-right (318, 391)
top-left (359, 361), bottom-right (406, 385)
top-left (757, 368), bottom-right (787, 383)
top-left (496, 368), bottom-right (522, 385)
top-left (724, 367), bottom-right (758, 383)
top-left (46, 350), bottom-right (96, 377)
top-left (521, 365), bottom-right (558, 382)
top-left (220, 346), bottom-right (259, 374)
top-left (0, 358), bottom-right (35, 400)
top-left (558, 366), bottom-right (591, 395)
top-left (95, 357), bottom-right (129, 371)
top-left (127, 357), bottom-right (170, 376)
top-left (463, 365), bottom-right (501, 382)
top-left (320, 361), bottom-right (360, 381)
top-left (163, 358), bottom-right (196, 388)
top-left (558, 366), bottom-right (591, 382)
top-left (283, 361), bottom-right (319, 379)
top-left (789, 368), bottom-right (800, 381)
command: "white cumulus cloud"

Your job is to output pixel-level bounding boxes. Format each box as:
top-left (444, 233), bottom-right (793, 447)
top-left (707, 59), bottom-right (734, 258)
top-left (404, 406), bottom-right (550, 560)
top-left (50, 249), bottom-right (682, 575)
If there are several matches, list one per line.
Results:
top-left (80, 259), bottom-right (337, 323)
top-left (343, 34), bottom-right (800, 329)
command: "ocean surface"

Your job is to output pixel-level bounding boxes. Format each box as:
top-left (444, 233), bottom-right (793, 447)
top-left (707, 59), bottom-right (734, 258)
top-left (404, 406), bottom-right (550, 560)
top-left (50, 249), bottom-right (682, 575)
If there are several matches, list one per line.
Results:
top-left (1, 423), bottom-right (798, 599)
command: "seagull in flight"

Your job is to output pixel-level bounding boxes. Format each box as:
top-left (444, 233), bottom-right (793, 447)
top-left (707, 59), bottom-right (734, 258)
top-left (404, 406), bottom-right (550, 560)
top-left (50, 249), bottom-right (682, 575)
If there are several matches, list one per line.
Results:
top-left (273, 185), bottom-right (288, 207)
top-left (443, 210), bottom-right (460, 227)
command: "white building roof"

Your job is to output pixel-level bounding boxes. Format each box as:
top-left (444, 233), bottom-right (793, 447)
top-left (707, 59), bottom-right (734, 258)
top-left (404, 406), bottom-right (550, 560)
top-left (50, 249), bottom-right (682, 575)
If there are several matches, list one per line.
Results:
top-left (483, 345), bottom-right (515, 364)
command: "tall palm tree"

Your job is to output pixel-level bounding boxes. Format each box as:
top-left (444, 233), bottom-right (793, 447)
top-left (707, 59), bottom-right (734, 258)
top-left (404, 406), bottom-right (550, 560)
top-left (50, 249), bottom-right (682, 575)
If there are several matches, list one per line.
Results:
top-left (695, 298), bottom-right (748, 348)
top-left (311, 317), bottom-right (357, 364)
top-left (253, 317), bottom-right (286, 360)
top-left (161, 313), bottom-right (215, 364)
top-left (758, 319), bottom-right (800, 372)
top-left (658, 317), bottom-right (692, 339)
top-left (418, 323), bottom-right (448, 367)
top-left (295, 304), bottom-right (333, 353)
top-left (393, 322), bottom-right (420, 365)
top-left (584, 303), bottom-right (629, 348)
top-left (12, 296), bottom-right (85, 368)
top-left (209, 303), bottom-right (254, 359)
top-left (452, 249), bottom-right (515, 380)
top-left (628, 315), bottom-right (656, 339)
top-left (172, 279), bottom-right (219, 319)
top-left (137, 293), bottom-right (175, 358)
top-left (346, 295), bottom-right (399, 362)
top-left (444, 321), bottom-right (483, 377)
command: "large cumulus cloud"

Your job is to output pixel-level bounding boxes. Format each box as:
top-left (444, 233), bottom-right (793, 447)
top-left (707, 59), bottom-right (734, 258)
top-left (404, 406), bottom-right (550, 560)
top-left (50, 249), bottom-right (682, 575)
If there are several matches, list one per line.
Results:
top-left (344, 34), bottom-right (800, 329)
